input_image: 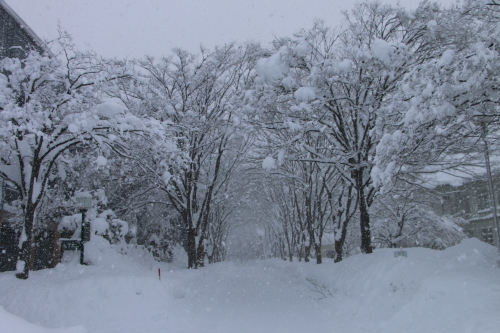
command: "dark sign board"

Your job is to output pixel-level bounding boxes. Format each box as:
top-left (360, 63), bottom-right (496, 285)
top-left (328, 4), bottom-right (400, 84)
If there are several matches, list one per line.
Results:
top-left (82, 222), bottom-right (91, 242)
top-left (61, 240), bottom-right (81, 251)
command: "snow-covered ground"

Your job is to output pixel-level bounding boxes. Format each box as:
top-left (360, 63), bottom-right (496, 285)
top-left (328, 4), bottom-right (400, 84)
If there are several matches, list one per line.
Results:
top-left (1, 238), bottom-right (499, 333)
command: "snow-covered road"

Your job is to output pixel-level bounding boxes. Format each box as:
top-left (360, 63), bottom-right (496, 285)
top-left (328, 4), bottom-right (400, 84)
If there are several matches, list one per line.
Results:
top-left (1, 238), bottom-right (499, 333)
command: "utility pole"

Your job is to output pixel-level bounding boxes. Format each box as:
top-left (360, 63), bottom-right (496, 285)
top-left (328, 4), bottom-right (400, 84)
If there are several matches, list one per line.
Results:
top-left (0, 176), bottom-right (4, 211)
top-left (481, 121), bottom-right (500, 261)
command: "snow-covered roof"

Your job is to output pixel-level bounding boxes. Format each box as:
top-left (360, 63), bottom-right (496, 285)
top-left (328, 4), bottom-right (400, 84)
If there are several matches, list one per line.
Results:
top-left (0, 0), bottom-right (52, 57)
top-left (422, 169), bottom-right (483, 189)
top-left (417, 149), bottom-right (500, 189)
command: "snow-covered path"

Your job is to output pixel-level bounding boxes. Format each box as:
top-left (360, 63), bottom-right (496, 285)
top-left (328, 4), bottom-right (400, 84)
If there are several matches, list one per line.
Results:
top-left (165, 262), bottom-right (332, 333)
top-left (1, 238), bottom-right (500, 333)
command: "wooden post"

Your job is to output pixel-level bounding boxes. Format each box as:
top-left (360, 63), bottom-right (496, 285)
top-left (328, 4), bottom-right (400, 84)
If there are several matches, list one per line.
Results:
top-left (80, 209), bottom-right (86, 265)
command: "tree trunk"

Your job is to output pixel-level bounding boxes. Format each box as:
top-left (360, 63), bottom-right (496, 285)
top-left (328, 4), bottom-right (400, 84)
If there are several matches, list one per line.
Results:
top-left (315, 243), bottom-right (322, 264)
top-left (280, 240), bottom-right (286, 260)
top-left (305, 224), bottom-right (316, 262)
top-left (334, 221), bottom-right (348, 263)
top-left (187, 227), bottom-right (197, 269)
top-left (354, 167), bottom-right (373, 254)
top-left (359, 193), bottom-right (373, 254)
top-left (16, 204), bottom-right (36, 279)
top-left (209, 245), bottom-right (217, 264)
top-left (196, 239), bottom-right (205, 267)
top-left (48, 223), bottom-right (61, 269)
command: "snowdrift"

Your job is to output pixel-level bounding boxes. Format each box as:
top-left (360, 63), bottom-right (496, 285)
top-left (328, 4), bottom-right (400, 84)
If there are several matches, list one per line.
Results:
top-left (0, 238), bottom-right (499, 333)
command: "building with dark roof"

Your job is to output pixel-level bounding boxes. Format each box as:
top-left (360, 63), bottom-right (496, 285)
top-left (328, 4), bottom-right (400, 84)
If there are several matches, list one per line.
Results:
top-left (0, 0), bottom-right (49, 59)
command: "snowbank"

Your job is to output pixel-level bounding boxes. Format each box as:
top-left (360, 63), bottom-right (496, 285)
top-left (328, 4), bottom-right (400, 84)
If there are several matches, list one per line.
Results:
top-left (301, 238), bottom-right (500, 333)
top-left (0, 238), bottom-right (499, 333)
top-left (0, 306), bottom-right (84, 333)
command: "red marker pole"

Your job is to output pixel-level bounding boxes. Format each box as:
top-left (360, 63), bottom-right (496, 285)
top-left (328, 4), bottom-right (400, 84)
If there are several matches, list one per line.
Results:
top-left (158, 268), bottom-right (161, 281)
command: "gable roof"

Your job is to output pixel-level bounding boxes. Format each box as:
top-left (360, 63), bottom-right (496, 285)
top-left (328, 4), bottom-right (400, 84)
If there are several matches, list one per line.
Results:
top-left (0, 0), bottom-right (51, 58)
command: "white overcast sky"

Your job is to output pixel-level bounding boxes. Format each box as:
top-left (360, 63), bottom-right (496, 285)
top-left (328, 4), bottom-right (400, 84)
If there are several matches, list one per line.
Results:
top-left (8, 0), bottom-right (457, 59)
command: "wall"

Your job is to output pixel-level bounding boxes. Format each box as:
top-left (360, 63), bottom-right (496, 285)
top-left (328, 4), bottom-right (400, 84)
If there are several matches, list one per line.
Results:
top-left (432, 177), bottom-right (500, 247)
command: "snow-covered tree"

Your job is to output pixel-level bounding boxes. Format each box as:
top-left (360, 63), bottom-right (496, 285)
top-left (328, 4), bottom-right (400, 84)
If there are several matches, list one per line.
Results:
top-left (115, 43), bottom-right (261, 268)
top-left (0, 40), bottom-right (175, 279)
top-left (373, 0), bottom-right (500, 190)
top-left (371, 185), bottom-right (467, 249)
top-left (251, 2), bottom-right (447, 255)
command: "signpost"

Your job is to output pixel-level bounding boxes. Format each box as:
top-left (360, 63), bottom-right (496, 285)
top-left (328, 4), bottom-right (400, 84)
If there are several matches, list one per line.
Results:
top-left (82, 222), bottom-right (91, 242)
top-left (77, 195), bottom-right (92, 265)
top-left (61, 240), bottom-right (81, 251)
top-left (61, 194), bottom-right (93, 265)
top-left (394, 249), bottom-right (408, 258)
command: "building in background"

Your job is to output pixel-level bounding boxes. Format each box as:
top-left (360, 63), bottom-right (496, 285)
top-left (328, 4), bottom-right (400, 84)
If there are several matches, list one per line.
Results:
top-left (0, 0), bottom-right (49, 59)
top-left (432, 176), bottom-right (500, 248)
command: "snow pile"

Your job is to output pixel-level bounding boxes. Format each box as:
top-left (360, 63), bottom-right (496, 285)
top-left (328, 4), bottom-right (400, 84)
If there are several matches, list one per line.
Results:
top-left (58, 214), bottom-right (81, 236)
top-left (0, 244), bottom-right (164, 332)
top-left (90, 217), bottom-right (109, 237)
top-left (302, 238), bottom-right (500, 332)
top-left (0, 238), bottom-right (499, 332)
top-left (0, 306), bottom-right (84, 333)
